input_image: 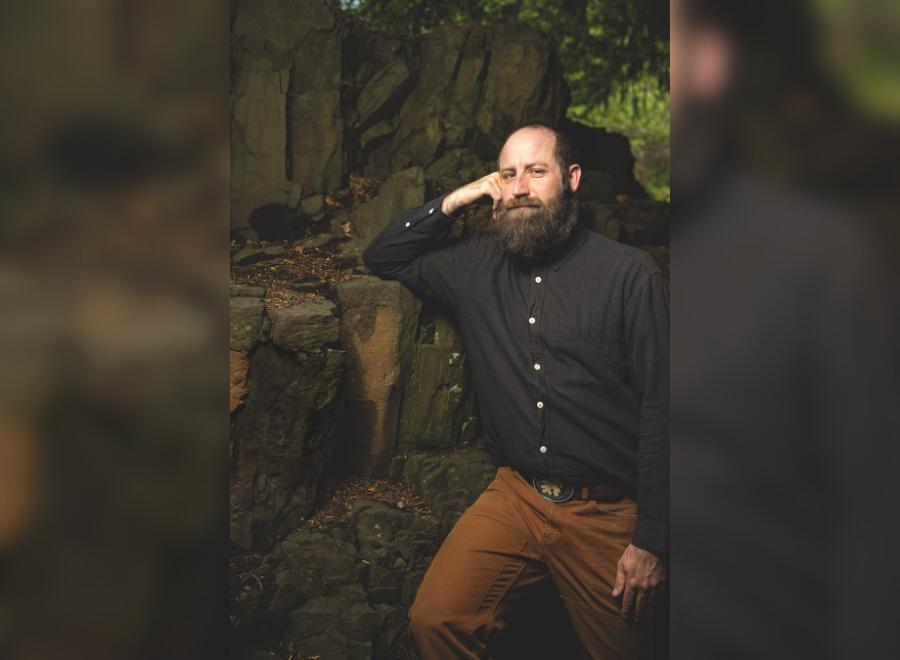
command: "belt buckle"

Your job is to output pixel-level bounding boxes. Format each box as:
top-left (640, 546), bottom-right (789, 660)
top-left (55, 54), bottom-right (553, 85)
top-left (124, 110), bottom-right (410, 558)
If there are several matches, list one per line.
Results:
top-left (531, 476), bottom-right (575, 503)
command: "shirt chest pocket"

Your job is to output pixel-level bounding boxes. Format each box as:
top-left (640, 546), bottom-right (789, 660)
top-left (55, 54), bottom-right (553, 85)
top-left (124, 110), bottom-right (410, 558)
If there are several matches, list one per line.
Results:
top-left (540, 301), bottom-right (596, 341)
top-left (543, 329), bottom-right (630, 391)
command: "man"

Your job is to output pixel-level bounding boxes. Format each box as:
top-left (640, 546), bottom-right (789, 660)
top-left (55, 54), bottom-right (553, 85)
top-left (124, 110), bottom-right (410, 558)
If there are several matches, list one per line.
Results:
top-left (363, 124), bottom-right (669, 658)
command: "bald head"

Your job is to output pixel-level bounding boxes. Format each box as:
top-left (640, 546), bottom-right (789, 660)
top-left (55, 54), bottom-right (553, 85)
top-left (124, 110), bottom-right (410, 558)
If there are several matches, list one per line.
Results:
top-left (497, 124), bottom-right (581, 207)
top-left (498, 124), bottom-right (578, 179)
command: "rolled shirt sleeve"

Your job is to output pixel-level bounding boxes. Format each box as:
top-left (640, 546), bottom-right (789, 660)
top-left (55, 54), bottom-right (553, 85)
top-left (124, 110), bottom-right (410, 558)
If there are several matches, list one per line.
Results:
top-left (362, 194), bottom-right (473, 312)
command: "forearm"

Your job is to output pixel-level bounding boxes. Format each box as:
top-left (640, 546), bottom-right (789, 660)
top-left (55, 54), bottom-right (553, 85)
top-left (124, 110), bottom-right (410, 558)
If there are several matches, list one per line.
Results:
top-left (627, 272), bottom-right (670, 553)
top-left (362, 194), bottom-right (459, 279)
top-left (633, 411), bottom-right (669, 553)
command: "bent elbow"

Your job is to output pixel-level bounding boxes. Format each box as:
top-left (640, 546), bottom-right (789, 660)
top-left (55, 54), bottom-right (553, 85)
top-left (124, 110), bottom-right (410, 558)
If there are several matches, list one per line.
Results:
top-left (361, 245), bottom-right (394, 279)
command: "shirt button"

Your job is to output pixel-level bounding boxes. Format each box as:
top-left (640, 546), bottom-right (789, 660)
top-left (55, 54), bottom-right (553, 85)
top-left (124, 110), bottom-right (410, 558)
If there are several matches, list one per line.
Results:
top-left (405, 221), bottom-right (411, 227)
top-left (536, 401), bottom-right (544, 409)
top-left (533, 363), bottom-right (541, 370)
top-left (428, 208), bottom-right (435, 214)
top-left (539, 445), bottom-right (548, 454)
top-left (528, 317), bottom-right (536, 324)
top-left (534, 276), bottom-right (542, 283)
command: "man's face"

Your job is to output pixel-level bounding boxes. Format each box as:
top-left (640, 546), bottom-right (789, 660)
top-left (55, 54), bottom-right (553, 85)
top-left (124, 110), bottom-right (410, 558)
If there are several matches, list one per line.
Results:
top-left (497, 127), bottom-right (566, 207)
top-left (493, 127), bottom-right (581, 259)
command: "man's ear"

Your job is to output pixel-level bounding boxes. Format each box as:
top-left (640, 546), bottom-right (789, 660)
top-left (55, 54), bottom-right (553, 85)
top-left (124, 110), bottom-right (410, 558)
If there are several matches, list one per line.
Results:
top-left (567, 164), bottom-right (582, 194)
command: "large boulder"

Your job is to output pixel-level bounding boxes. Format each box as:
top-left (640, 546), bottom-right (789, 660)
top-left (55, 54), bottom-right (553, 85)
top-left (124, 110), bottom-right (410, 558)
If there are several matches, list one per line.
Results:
top-left (424, 147), bottom-right (496, 196)
top-left (229, 344), bottom-right (345, 550)
top-left (378, 22), bottom-right (569, 177)
top-left (269, 300), bottom-right (340, 352)
top-left (349, 499), bottom-right (440, 606)
top-left (475, 22), bottom-right (570, 145)
top-left (578, 200), bottom-right (670, 262)
top-left (578, 202), bottom-right (623, 241)
top-left (267, 529), bottom-right (363, 616)
top-left (229, 296), bottom-right (265, 352)
top-left (229, 350), bottom-right (250, 413)
top-left (400, 445), bottom-right (498, 536)
top-left (230, 67), bottom-right (290, 231)
top-left (335, 277), bottom-right (420, 477)
top-left (611, 200), bottom-right (670, 246)
top-left (232, 511), bottom-right (437, 660)
top-left (397, 303), bottom-right (479, 452)
top-left (357, 59), bottom-right (412, 130)
top-left (340, 166), bottom-right (426, 255)
top-left (578, 170), bottom-right (615, 202)
top-left (248, 528), bottom-right (378, 659)
top-left (371, 603), bottom-right (411, 660)
top-left (561, 118), bottom-right (648, 199)
top-left (231, 0), bottom-right (335, 55)
top-left (285, 585), bottom-right (377, 660)
top-left (231, 0), bottom-right (344, 228)
top-left (289, 89), bottom-right (344, 196)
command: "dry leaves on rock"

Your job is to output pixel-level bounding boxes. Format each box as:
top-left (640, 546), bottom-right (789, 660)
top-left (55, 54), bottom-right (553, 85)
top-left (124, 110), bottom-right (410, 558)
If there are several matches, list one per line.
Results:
top-left (349, 173), bottom-right (380, 204)
top-left (307, 476), bottom-right (432, 530)
top-left (231, 244), bottom-right (366, 311)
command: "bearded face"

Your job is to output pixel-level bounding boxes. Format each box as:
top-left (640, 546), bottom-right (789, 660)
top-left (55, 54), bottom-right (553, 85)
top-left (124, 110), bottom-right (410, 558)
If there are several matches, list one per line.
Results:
top-left (493, 184), bottom-right (579, 260)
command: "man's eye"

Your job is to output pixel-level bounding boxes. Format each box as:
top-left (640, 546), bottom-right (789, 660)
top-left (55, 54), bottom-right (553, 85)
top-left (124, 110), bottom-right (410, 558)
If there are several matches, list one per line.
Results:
top-left (502, 172), bottom-right (515, 179)
top-left (529, 169), bottom-right (546, 177)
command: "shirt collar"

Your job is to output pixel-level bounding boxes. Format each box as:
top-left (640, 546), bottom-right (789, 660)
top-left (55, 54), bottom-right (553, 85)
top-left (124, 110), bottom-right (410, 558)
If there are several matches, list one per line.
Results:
top-left (548, 221), bottom-right (589, 271)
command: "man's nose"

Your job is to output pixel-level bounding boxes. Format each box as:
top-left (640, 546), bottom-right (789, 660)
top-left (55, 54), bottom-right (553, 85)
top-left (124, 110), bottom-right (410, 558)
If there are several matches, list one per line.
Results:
top-left (513, 173), bottom-right (530, 197)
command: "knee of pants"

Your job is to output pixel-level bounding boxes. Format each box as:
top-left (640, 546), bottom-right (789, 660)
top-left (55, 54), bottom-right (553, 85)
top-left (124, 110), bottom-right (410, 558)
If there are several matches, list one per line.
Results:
top-left (408, 592), bottom-right (460, 638)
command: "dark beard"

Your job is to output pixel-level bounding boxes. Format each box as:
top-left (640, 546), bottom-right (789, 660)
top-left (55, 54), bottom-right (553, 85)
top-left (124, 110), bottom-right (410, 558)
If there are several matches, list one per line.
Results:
top-left (493, 188), bottom-right (579, 260)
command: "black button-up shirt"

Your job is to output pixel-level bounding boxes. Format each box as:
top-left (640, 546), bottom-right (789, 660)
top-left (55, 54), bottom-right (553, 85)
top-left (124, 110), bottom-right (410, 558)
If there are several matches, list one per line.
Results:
top-left (362, 195), bottom-right (669, 551)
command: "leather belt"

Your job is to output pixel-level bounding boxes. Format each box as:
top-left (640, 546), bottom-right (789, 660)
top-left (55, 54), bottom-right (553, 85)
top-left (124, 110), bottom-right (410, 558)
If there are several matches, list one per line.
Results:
top-left (524, 472), bottom-right (624, 504)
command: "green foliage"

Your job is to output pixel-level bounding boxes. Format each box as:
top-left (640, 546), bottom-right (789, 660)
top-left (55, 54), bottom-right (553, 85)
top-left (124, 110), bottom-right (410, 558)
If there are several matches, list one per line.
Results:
top-left (570, 76), bottom-right (670, 201)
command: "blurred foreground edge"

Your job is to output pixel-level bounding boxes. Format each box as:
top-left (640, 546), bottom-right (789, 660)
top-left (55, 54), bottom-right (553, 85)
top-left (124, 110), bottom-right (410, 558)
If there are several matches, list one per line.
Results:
top-left (671, 0), bottom-right (900, 658)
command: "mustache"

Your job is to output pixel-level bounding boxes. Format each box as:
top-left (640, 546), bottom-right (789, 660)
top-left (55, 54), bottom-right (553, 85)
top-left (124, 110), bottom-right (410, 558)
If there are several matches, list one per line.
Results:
top-left (502, 198), bottom-right (544, 210)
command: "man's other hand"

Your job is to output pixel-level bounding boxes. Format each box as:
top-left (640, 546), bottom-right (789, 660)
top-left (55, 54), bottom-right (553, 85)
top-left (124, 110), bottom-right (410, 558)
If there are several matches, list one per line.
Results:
top-left (612, 543), bottom-right (666, 622)
top-left (441, 172), bottom-right (503, 219)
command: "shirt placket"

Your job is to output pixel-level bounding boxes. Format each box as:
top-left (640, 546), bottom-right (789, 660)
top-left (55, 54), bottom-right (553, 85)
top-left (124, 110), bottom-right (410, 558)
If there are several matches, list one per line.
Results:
top-left (527, 263), bottom-right (550, 473)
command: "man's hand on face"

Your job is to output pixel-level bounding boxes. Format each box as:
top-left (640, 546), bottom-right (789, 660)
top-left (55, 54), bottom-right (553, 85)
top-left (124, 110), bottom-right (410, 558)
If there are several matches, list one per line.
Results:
top-left (441, 172), bottom-right (503, 219)
top-left (612, 543), bottom-right (666, 623)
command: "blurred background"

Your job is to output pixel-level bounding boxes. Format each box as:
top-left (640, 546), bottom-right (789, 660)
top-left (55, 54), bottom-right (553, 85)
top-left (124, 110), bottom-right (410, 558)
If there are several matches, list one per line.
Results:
top-left (0, 1), bottom-right (228, 659)
top-left (670, 0), bottom-right (900, 658)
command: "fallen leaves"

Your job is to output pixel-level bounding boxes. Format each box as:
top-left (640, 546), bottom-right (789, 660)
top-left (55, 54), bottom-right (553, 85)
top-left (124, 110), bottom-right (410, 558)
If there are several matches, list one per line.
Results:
top-left (349, 174), bottom-right (380, 204)
top-left (231, 244), bottom-right (366, 311)
top-left (306, 476), bottom-right (432, 530)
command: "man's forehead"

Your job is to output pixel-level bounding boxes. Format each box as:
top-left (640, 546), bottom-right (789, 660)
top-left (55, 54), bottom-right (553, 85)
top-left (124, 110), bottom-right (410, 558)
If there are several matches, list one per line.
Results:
top-left (498, 128), bottom-right (557, 167)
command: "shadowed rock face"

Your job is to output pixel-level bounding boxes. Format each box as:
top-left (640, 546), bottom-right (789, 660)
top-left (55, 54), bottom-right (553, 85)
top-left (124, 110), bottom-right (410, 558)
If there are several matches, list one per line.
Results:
top-left (230, 350), bottom-right (250, 413)
top-left (229, 448), bottom-right (493, 660)
top-left (269, 300), bottom-right (340, 352)
top-left (335, 278), bottom-right (420, 478)
top-left (229, 341), bottom-right (345, 551)
top-left (397, 303), bottom-right (478, 453)
top-left (229, 296), bottom-right (265, 352)
top-left (341, 166), bottom-right (427, 255)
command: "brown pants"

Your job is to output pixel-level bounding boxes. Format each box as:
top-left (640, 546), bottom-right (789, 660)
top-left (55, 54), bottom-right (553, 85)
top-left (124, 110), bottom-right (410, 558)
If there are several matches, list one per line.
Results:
top-left (408, 466), bottom-right (650, 659)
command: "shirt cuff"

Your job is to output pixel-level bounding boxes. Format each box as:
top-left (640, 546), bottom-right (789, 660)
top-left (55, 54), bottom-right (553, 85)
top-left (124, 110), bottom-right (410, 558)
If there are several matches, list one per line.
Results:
top-left (429, 194), bottom-right (460, 220)
top-left (632, 518), bottom-right (669, 554)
